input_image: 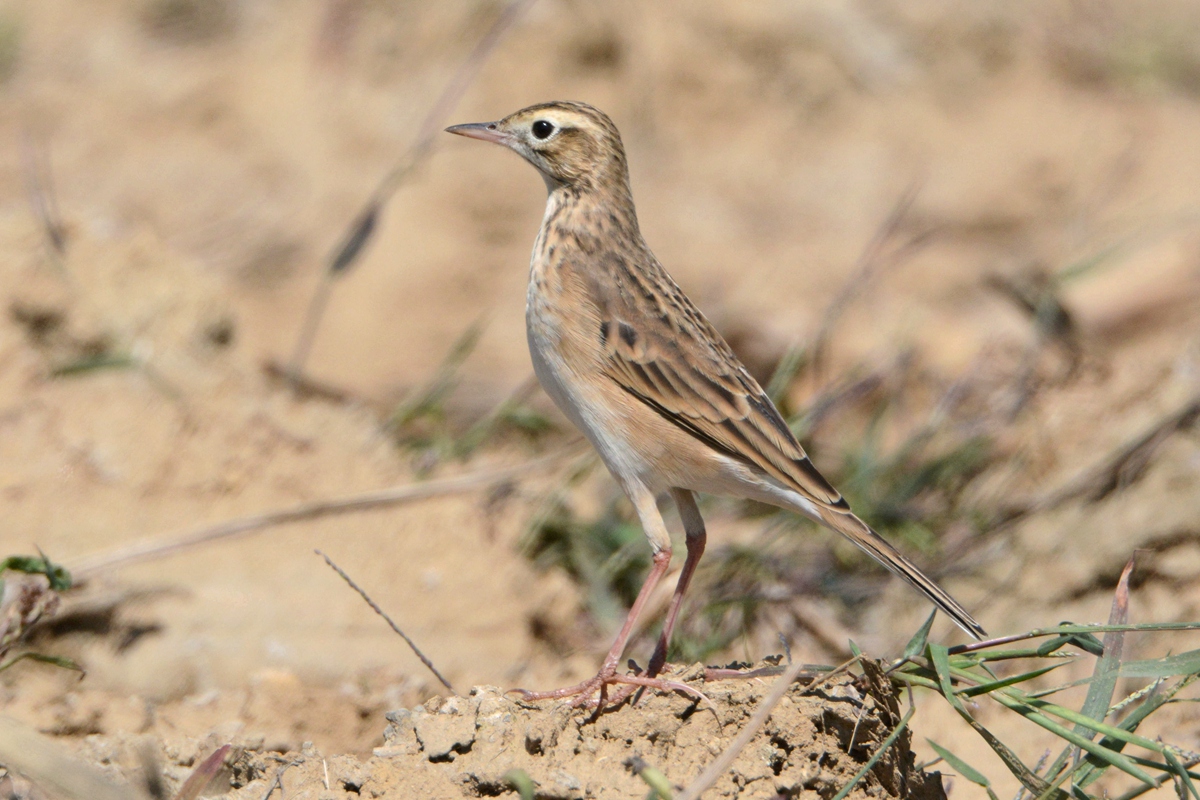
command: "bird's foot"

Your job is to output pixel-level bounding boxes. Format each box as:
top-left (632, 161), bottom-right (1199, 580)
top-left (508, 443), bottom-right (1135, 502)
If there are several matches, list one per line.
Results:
top-left (601, 661), bottom-right (698, 707)
top-left (509, 661), bottom-right (710, 712)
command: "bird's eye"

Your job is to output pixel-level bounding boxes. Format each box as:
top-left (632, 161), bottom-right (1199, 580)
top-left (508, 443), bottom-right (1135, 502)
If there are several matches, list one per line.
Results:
top-left (531, 120), bottom-right (555, 140)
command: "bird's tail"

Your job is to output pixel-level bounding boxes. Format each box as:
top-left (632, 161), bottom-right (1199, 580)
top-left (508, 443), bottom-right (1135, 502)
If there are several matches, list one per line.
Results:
top-left (817, 506), bottom-right (987, 640)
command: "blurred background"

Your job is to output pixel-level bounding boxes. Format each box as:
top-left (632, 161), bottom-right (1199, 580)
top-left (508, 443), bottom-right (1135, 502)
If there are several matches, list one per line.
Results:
top-left (2, 0), bottom-right (1200, 792)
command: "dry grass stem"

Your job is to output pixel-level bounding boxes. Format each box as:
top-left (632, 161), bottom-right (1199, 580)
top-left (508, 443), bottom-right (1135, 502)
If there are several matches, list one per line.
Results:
top-left (283, 273), bottom-right (338, 388)
top-left (811, 181), bottom-right (928, 380)
top-left (170, 744), bottom-right (231, 800)
top-left (258, 765), bottom-right (290, 800)
top-left (72, 446), bottom-right (579, 577)
top-left (1038, 394), bottom-right (1200, 511)
top-left (316, 549), bottom-right (455, 693)
top-left (0, 715), bottom-right (137, 800)
top-left (19, 130), bottom-right (67, 259)
top-left (262, 357), bottom-right (353, 403)
top-left (284, 0), bottom-right (538, 383)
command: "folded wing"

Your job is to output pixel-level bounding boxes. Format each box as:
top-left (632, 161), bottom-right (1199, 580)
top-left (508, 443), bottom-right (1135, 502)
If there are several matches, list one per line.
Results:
top-left (599, 315), bottom-right (848, 511)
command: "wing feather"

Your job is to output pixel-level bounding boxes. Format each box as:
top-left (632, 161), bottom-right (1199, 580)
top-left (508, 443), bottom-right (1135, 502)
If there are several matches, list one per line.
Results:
top-left (601, 314), bottom-right (847, 510)
top-left (584, 258), bottom-right (984, 638)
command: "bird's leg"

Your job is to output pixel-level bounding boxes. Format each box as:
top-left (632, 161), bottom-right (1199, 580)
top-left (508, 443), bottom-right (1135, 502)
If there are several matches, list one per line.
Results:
top-left (593, 490), bottom-right (711, 709)
top-left (512, 484), bottom-right (709, 708)
top-left (646, 488), bottom-right (706, 678)
top-left (513, 551), bottom-right (677, 704)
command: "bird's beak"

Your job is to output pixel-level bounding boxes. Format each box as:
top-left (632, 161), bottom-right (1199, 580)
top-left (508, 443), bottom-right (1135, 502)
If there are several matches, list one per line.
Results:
top-left (444, 122), bottom-right (510, 145)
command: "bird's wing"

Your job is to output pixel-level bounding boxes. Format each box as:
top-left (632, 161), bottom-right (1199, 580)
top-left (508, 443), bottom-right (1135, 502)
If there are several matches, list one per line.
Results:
top-left (591, 263), bottom-right (987, 639)
top-left (599, 306), bottom-right (989, 640)
top-left (598, 311), bottom-right (849, 511)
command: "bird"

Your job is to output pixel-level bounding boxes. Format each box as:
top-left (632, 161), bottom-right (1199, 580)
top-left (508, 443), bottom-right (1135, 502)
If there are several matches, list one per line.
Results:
top-left (445, 101), bottom-right (985, 705)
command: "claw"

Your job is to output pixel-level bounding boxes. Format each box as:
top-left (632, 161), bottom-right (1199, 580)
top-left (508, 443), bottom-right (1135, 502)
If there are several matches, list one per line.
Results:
top-left (509, 667), bottom-right (709, 713)
top-left (611, 674), bottom-right (716, 712)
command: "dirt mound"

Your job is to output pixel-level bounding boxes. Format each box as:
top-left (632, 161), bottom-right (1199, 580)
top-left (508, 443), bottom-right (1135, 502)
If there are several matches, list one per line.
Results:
top-left (57, 667), bottom-right (944, 800)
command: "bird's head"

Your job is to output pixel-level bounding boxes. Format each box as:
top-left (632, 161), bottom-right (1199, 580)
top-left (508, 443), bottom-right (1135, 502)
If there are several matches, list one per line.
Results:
top-left (446, 101), bottom-right (630, 194)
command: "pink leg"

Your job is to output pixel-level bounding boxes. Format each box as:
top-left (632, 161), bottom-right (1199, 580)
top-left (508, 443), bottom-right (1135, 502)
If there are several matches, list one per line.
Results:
top-left (647, 489), bottom-right (705, 677)
top-left (513, 484), bottom-right (711, 708)
top-left (515, 548), bottom-right (672, 702)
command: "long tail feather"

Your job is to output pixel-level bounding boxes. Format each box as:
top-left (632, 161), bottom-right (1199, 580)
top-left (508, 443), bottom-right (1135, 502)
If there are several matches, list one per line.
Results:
top-left (817, 507), bottom-right (987, 640)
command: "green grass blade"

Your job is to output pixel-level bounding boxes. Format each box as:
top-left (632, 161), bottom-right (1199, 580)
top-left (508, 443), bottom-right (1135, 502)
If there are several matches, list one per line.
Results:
top-left (504, 769), bottom-right (535, 800)
top-left (926, 613), bottom-right (1200, 799)
top-left (1166, 751), bottom-right (1200, 800)
top-left (958, 663), bottom-right (1067, 697)
top-left (0, 652), bottom-right (84, 674)
top-left (387, 320), bottom-right (484, 431)
top-left (1036, 634), bottom-right (1075, 656)
top-left (1120, 649), bottom-right (1200, 678)
top-left (1, 553), bottom-right (73, 590)
top-left (1041, 564), bottom-right (1137, 792)
top-left (1075, 558), bottom-right (1133, 741)
top-left (987, 693), bottom-right (1156, 784)
top-left (1031, 753), bottom-right (1079, 800)
top-left (1126, 754), bottom-right (1200, 780)
top-left (1056, 237), bottom-right (1135, 284)
top-left (1109, 678), bottom-right (1165, 716)
top-left (49, 352), bottom-right (135, 377)
top-left (955, 670), bottom-right (1171, 759)
top-left (929, 646), bottom-right (959, 709)
top-left (958, 647), bottom-right (1078, 665)
top-left (889, 670), bottom-right (939, 691)
top-left (929, 645), bottom-right (1066, 799)
top-left (1065, 632), bottom-right (1106, 657)
top-left (765, 343), bottom-right (806, 406)
top-left (951, 660), bottom-right (1168, 754)
top-left (1012, 694), bottom-right (1168, 755)
top-left (1030, 649), bottom-right (1200, 698)
top-left (1106, 672), bottom-right (1198, 739)
top-left (926, 740), bottom-right (992, 787)
top-left (903, 610), bottom-right (938, 660)
top-left (626, 756), bottom-right (674, 800)
top-left (1075, 673), bottom-right (1200, 790)
top-left (1027, 676), bottom-right (1100, 699)
top-left (1113, 775), bottom-right (1173, 800)
top-left (639, 766), bottom-right (674, 800)
top-left (947, 623), bottom-right (1200, 657)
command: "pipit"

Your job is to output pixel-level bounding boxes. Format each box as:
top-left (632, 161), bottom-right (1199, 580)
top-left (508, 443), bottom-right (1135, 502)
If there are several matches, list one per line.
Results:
top-left (447, 101), bottom-right (985, 705)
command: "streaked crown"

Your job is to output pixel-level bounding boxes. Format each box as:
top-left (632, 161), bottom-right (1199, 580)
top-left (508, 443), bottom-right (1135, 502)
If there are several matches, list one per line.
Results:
top-left (446, 101), bottom-right (630, 194)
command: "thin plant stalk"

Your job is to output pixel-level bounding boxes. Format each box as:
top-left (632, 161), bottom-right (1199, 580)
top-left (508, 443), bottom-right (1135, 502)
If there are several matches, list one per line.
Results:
top-left (285, 0), bottom-right (538, 383)
top-left (72, 446), bottom-right (580, 577)
top-left (317, 550), bottom-right (455, 693)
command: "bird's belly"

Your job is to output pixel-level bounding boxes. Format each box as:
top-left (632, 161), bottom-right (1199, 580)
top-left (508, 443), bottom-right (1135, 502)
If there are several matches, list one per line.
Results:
top-left (526, 318), bottom-right (588, 435)
top-left (525, 305), bottom-right (658, 488)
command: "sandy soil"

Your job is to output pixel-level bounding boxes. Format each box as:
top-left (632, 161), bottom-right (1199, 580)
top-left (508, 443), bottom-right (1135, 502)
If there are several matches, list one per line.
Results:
top-left (3, 0), bottom-right (1200, 797)
top-left (13, 669), bottom-right (945, 800)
